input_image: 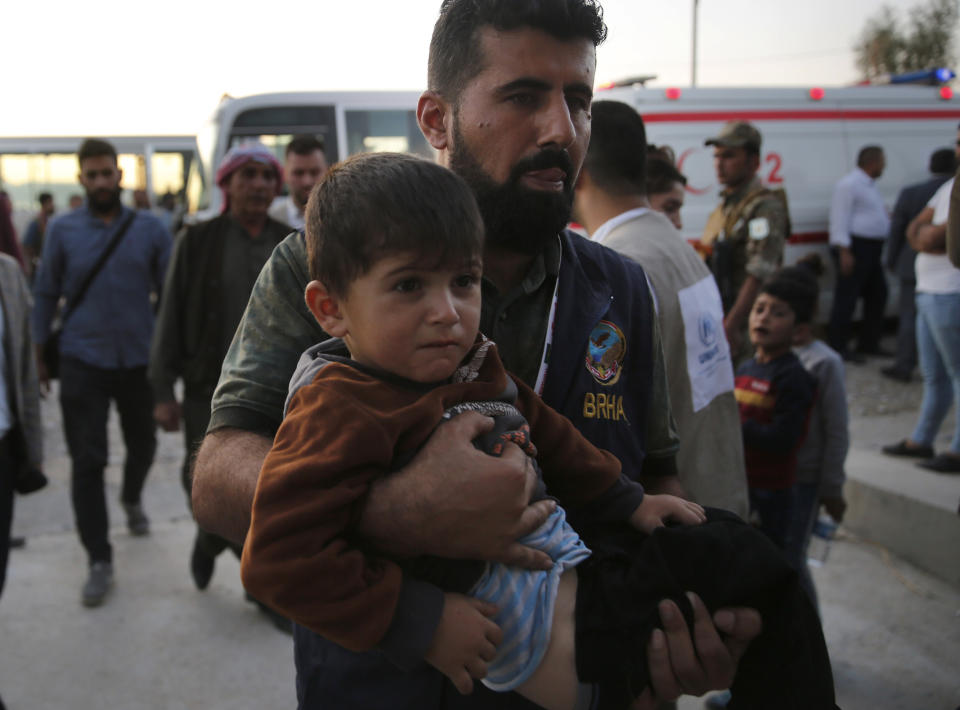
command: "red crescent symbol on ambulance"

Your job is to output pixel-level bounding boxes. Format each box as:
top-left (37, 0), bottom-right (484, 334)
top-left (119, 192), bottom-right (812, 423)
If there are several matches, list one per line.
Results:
top-left (676, 148), bottom-right (712, 196)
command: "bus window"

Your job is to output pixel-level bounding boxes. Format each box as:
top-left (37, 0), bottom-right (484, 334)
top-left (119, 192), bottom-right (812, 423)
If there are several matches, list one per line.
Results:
top-left (151, 152), bottom-right (186, 195)
top-left (118, 154), bottom-right (143, 191)
top-left (227, 133), bottom-right (287, 160)
top-left (184, 156), bottom-right (206, 214)
top-left (147, 150), bottom-right (200, 213)
top-left (345, 109), bottom-right (432, 159)
top-left (0, 153), bottom-right (77, 213)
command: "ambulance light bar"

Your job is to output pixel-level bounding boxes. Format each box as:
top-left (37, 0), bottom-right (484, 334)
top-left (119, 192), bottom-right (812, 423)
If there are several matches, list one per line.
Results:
top-left (863, 68), bottom-right (956, 86)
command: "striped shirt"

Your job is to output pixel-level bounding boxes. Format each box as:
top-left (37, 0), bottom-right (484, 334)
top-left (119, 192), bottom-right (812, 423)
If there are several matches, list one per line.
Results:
top-left (471, 506), bottom-right (591, 691)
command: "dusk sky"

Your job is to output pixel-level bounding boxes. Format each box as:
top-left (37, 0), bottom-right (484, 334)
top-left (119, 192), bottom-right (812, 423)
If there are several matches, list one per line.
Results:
top-left (3, 0), bottom-right (950, 136)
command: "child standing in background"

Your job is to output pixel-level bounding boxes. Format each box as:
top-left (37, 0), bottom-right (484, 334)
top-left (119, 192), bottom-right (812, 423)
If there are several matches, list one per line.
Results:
top-left (735, 269), bottom-right (817, 549)
top-left (786, 255), bottom-right (849, 608)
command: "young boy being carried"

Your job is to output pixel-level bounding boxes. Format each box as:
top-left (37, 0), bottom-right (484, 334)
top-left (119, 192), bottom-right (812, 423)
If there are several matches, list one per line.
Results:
top-left (241, 153), bottom-right (837, 710)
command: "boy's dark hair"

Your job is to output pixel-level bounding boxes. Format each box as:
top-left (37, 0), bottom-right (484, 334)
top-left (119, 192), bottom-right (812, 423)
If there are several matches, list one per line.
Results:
top-left (286, 134), bottom-right (325, 157)
top-left (38, 192), bottom-right (53, 206)
top-left (77, 138), bottom-right (118, 165)
top-left (428, 0), bottom-right (606, 103)
top-left (929, 147), bottom-right (956, 175)
top-left (305, 152), bottom-right (484, 296)
top-left (647, 144), bottom-right (676, 165)
top-left (760, 254), bottom-right (823, 324)
top-left (646, 156), bottom-right (687, 196)
top-left (583, 100), bottom-right (647, 196)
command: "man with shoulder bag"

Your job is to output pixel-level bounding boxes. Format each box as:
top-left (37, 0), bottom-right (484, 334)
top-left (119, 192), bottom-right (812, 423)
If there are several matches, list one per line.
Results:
top-left (31, 138), bottom-right (171, 607)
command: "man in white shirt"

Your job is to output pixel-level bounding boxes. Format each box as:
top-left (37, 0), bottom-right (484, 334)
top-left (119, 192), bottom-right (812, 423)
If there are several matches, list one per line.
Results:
top-left (882, 176), bottom-right (960, 473)
top-left (826, 146), bottom-right (891, 362)
top-left (268, 135), bottom-right (328, 231)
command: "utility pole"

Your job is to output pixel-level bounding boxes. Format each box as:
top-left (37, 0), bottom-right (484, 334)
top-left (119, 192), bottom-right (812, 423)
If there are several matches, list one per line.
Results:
top-left (692, 0), bottom-right (700, 87)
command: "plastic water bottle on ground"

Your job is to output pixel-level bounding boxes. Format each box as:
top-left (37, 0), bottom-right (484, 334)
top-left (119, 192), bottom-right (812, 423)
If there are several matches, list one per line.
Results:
top-left (807, 514), bottom-right (837, 567)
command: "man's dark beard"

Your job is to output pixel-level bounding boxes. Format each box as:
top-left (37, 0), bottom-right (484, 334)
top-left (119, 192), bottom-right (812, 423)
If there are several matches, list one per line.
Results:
top-left (87, 186), bottom-right (122, 215)
top-left (450, 123), bottom-right (574, 255)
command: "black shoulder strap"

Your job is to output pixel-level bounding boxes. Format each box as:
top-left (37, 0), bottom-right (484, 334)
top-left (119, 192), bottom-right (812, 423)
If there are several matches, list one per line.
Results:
top-left (60, 210), bottom-right (137, 324)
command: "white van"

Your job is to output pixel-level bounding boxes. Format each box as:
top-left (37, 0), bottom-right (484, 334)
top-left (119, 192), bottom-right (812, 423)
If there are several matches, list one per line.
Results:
top-left (598, 81), bottom-right (960, 315)
top-left (196, 91), bottom-right (430, 216)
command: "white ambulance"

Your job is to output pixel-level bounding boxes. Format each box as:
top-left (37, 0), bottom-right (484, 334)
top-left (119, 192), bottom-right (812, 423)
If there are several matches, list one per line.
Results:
top-left (199, 83), bottom-right (960, 314)
top-left (598, 79), bottom-right (960, 314)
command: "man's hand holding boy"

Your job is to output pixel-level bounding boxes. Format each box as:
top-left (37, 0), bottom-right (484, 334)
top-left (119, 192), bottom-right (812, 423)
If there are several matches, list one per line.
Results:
top-left (360, 411), bottom-right (556, 570)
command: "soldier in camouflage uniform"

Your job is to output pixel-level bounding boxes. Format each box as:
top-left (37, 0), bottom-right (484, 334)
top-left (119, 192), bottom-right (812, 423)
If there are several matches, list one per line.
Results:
top-left (700, 121), bottom-right (789, 362)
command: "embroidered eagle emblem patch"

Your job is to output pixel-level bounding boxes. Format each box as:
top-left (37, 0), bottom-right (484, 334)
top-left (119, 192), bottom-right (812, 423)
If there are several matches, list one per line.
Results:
top-left (585, 320), bottom-right (626, 385)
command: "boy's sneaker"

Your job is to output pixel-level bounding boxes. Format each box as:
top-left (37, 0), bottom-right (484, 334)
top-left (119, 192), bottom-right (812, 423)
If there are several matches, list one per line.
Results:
top-left (82, 561), bottom-right (114, 607)
top-left (704, 690), bottom-right (731, 709)
top-left (123, 502), bottom-right (150, 536)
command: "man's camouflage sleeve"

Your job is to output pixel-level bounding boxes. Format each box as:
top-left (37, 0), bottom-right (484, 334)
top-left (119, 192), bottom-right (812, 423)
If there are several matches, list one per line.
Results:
top-left (208, 231), bottom-right (324, 437)
top-left (744, 195), bottom-right (788, 283)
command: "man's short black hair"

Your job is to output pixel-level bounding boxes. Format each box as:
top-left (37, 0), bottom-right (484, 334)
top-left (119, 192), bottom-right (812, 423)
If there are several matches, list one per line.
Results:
top-left (38, 192), bottom-right (53, 206)
top-left (428, 0), bottom-right (607, 103)
top-left (582, 100), bottom-right (647, 197)
top-left (77, 138), bottom-right (118, 165)
top-left (286, 134), bottom-right (325, 157)
top-left (856, 145), bottom-right (884, 168)
top-left (930, 147), bottom-right (956, 175)
top-left (305, 152), bottom-right (484, 297)
top-left (760, 255), bottom-right (823, 325)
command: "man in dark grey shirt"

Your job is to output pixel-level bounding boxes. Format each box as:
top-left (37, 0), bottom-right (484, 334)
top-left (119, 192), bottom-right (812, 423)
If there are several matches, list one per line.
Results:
top-left (32, 138), bottom-right (171, 608)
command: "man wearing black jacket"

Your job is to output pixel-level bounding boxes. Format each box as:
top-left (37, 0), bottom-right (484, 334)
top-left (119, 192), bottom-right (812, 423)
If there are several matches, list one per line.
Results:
top-left (149, 142), bottom-right (292, 594)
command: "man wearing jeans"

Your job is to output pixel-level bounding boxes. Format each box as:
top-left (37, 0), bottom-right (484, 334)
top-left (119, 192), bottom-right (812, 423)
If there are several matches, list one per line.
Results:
top-left (31, 138), bottom-right (171, 606)
top-left (882, 175), bottom-right (960, 473)
top-left (882, 148), bottom-right (956, 383)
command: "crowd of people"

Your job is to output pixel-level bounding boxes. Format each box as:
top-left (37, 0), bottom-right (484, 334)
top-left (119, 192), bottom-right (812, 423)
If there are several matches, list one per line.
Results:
top-left (2, 1), bottom-right (960, 709)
